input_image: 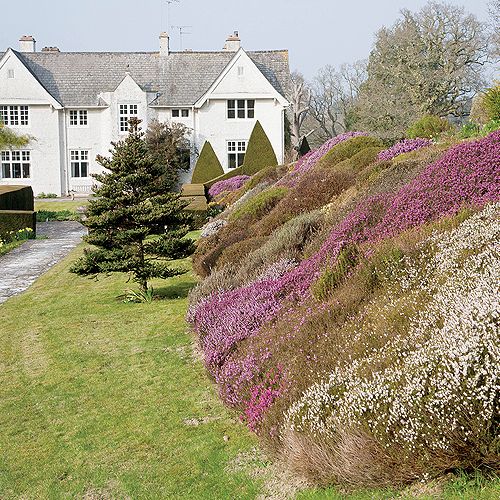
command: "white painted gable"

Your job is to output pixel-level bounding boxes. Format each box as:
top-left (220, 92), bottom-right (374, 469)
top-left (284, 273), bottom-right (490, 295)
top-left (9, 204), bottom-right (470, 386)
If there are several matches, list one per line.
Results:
top-left (196, 49), bottom-right (288, 106)
top-left (0, 49), bottom-right (61, 107)
top-left (113, 73), bottom-right (145, 98)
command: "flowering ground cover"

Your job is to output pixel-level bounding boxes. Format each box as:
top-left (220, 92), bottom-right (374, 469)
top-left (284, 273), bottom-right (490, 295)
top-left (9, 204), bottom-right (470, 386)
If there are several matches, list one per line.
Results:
top-left (188, 130), bottom-right (500, 491)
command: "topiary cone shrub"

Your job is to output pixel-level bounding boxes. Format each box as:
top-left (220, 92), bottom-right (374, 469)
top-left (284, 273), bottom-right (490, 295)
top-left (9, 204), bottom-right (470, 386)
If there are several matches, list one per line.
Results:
top-left (243, 121), bottom-right (278, 175)
top-left (192, 141), bottom-right (224, 183)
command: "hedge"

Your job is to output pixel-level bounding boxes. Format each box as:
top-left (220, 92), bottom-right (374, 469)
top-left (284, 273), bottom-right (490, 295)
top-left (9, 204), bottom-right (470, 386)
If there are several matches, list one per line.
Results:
top-left (0, 185), bottom-right (34, 211)
top-left (242, 121), bottom-right (278, 175)
top-left (192, 141), bottom-right (224, 183)
top-left (0, 210), bottom-right (36, 238)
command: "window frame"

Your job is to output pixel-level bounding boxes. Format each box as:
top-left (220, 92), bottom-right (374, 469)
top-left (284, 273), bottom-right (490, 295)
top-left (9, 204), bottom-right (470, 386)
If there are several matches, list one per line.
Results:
top-left (118, 103), bottom-right (138, 133)
top-left (1, 150), bottom-right (31, 179)
top-left (227, 140), bottom-right (246, 169)
top-left (70, 150), bottom-right (89, 178)
top-left (226, 99), bottom-right (255, 120)
top-left (69, 109), bottom-right (88, 127)
top-left (0, 105), bottom-right (29, 127)
top-left (172, 109), bottom-right (189, 118)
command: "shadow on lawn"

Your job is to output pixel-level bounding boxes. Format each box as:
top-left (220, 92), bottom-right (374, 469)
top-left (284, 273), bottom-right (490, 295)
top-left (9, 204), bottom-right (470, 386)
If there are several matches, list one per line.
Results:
top-left (154, 280), bottom-right (196, 300)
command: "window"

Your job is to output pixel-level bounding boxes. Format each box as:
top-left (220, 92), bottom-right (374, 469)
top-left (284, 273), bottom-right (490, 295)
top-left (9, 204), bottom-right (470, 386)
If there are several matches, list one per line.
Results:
top-left (119, 104), bottom-right (138, 132)
top-left (69, 110), bottom-right (88, 126)
top-left (7, 69), bottom-right (15, 79)
top-left (227, 100), bottom-right (254, 119)
top-left (1, 150), bottom-right (30, 178)
top-left (70, 150), bottom-right (89, 177)
top-left (172, 109), bottom-right (189, 118)
top-left (227, 140), bottom-right (246, 169)
top-left (0, 105), bottom-right (29, 126)
top-left (237, 66), bottom-right (244, 76)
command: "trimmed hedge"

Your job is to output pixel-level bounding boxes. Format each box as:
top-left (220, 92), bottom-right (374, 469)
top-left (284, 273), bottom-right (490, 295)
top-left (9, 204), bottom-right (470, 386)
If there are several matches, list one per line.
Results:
top-left (242, 121), bottom-right (278, 175)
top-left (192, 141), bottom-right (224, 183)
top-left (0, 210), bottom-right (36, 238)
top-left (0, 185), bottom-right (34, 211)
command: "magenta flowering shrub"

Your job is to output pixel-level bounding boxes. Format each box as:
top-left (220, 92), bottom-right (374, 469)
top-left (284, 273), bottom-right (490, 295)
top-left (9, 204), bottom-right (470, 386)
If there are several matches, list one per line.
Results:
top-left (243, 365), bottom-right (287, 433)
top-left (278, 132), bottom-right (368, 186)
top-left (377, 138), bottom-right (432, 161)
top-left (189, 130), bottom-right (500, 435)
top-left (208, 175), bottom-right (250, 198)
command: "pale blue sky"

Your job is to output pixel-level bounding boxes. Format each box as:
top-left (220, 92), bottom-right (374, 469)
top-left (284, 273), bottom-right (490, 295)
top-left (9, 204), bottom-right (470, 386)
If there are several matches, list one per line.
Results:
top-left (0, 0), bottom-right (492, 78)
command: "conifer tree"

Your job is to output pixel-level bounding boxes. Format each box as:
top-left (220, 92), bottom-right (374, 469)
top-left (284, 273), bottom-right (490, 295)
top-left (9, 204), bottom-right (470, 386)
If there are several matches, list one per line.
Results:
top-left (71, 119), bottom-right (195, 293)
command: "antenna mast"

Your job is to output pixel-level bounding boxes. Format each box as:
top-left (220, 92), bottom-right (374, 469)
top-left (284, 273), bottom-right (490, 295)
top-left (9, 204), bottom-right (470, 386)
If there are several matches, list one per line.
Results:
top-left (172, 25), bottom-right (192, 50)
top-left (165, 0), bottom-right (180, 32)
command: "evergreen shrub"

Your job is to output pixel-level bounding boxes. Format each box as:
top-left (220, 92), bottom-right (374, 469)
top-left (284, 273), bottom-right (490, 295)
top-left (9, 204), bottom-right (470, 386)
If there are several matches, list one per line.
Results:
top-left (229, 187), bottom-right (288, 222)
top-left (242, 121), bottom-right (278, 175)
top-left (406, 115), bottom-right (453, 139)
top-left (192, 141), bottom-right (224, 183)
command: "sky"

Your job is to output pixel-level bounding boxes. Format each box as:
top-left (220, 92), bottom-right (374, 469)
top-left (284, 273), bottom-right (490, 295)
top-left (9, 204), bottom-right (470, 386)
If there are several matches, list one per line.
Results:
top-left (0, 0), bottom-right (493, 79)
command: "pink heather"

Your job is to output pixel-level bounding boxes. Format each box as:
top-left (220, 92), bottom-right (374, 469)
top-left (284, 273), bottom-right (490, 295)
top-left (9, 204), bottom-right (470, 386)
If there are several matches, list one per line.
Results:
top-left (208, 175), bottom-right (251, 198)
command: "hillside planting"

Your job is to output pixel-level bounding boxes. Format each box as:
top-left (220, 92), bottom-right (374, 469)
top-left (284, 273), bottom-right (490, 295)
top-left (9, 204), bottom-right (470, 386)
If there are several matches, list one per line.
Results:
top-left (187, 130), bottom-right (500, 489)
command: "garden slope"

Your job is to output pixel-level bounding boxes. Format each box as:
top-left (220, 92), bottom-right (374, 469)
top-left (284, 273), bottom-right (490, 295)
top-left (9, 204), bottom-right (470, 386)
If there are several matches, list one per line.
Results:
top-left (188, 131), bottom-right (500, 489)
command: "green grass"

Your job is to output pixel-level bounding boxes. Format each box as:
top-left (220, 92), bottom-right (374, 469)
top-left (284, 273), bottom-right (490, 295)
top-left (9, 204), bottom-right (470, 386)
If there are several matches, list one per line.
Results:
top-left (0, 246), bottom-right (262, 499)
top-left (35, 201), bottom-right (89, 212)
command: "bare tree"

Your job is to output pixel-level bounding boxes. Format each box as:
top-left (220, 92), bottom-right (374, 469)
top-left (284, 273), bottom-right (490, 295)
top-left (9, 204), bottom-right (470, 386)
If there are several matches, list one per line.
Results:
top-left (488, 0), bottom-right (500, 58)
top-left (309, 61), bottom-right (367, 142)
top-left (289, 71), bottom-right (311, 148)
top-left (353, 1), bottom-right (489, 137)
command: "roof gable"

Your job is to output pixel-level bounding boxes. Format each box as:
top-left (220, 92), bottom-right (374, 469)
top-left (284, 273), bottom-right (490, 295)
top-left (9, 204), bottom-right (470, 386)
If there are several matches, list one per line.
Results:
top-left (0, 49), bottom-right (62, 108)
top-left (195, 49), bottom-right (289, 107)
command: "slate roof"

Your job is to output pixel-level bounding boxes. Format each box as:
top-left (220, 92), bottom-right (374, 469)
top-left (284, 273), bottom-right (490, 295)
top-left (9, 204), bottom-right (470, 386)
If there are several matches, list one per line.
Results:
top-left (1, 49), bottom-right (290, 107)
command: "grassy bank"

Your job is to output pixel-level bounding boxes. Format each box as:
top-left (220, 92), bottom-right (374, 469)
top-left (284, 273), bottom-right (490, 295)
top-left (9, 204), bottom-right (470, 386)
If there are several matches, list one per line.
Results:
top-left (0, 245), bottom-right (262, 499)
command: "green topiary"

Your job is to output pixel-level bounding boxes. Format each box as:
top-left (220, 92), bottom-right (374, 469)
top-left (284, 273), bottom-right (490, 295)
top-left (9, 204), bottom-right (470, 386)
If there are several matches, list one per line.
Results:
top-left (192, 141), bottom-right (224, 183)
top-left (406, 115), bottom-right (453, 139)
top-left (242, 121), bottom-right (278, 175)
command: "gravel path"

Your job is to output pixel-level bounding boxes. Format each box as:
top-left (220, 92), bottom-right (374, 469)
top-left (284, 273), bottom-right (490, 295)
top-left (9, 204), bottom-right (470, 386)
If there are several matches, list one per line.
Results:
top-left (0, 221), bottom-right (87, 304)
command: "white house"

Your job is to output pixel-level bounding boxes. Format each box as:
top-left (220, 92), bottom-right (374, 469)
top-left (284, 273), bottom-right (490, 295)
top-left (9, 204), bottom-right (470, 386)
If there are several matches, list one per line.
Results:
top-left (0, 32), bottom-right (290, 196)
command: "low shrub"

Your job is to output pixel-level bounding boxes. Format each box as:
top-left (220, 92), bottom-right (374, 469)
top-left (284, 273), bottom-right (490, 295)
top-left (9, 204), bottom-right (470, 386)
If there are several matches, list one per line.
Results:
top-left (36, 209), bottom-right (81, 222)
top-left (316, 136), bottom-right (383, 169)
top-left (377, 138), bottom-right (432, 161)
top-left (406, 115), bottom-right (453, 139)
top-left (37, 192), bottom-right (58, 199)
top-left (208, 175), bottom-right (250, 198)
top-left (229, 187), bottom-right (288, 223)
top-left (191, 141), bottom-right (224, 183)
top-left (216, 236), bottom-right (268, 269)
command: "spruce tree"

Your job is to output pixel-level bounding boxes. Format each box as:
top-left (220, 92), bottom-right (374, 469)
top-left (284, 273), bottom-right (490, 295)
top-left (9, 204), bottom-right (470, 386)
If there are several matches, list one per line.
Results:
top-left (71, 119), bottom-right (195, 293)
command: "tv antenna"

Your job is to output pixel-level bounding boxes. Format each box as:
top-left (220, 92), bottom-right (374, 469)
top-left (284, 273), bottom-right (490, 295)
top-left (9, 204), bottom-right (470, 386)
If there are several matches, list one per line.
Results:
top-left (165, 0), bottom-right (180, 32)
top-left (171, 25), bottom-right (192, 51)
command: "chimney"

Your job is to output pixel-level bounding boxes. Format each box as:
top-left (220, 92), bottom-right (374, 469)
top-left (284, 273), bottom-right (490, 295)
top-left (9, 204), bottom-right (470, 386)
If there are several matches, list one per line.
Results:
top-left (19, 35), bottom-right (36, 53)
top-left (159, 32), bottom-right (170, 57)
top-left (41, 47), bottom-right (60, 53)
top-left (223, 31), bottom-right (241, 51)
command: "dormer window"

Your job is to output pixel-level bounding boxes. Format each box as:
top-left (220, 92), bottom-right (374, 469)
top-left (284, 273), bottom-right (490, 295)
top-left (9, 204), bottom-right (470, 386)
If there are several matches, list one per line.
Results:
top-left (227, 100), bottom-right (254, 119)
top-left (69, 110), bottom-right (88, 127)
top-left (172, 109), bottom-right (189, 118)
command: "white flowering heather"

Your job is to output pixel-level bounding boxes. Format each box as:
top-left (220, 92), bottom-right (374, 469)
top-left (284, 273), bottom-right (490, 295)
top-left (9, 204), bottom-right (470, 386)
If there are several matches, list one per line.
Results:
top-left (285, 204), bottom-right (500, 456)
top-left (256, 258), bottom-right (298, 282)
top-left (200, 219), bottom-right (227, 238)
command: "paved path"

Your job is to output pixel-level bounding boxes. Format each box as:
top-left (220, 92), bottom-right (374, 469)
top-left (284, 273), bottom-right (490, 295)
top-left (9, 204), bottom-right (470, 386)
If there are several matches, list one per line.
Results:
top-left (0, 222), bottom-right (87, 304)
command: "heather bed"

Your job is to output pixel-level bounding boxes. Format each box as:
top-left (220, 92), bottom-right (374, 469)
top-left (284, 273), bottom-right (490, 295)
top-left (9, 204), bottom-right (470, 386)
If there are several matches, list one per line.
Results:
top-left (188, 130), bottom-right (500, 490)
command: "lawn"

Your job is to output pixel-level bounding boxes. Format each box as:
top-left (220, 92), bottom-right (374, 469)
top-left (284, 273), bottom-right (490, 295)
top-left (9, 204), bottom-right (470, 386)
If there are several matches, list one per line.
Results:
top-left (0, 244), bottom-right (263, 499)
top-left (0, 239), bottom-right (497, 499)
